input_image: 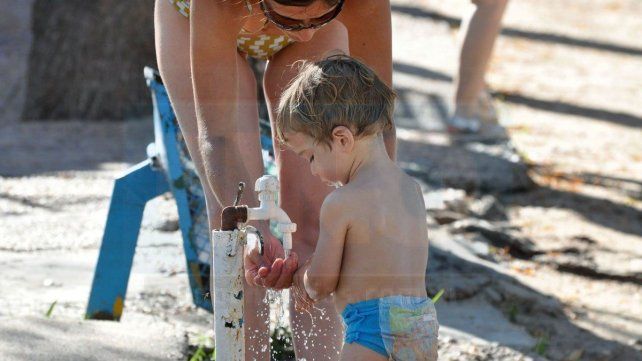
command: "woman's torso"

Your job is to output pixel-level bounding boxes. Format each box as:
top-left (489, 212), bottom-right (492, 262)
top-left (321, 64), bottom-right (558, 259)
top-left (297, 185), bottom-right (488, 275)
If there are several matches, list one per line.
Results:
top-left (167, 0), bottom-right (295, 60)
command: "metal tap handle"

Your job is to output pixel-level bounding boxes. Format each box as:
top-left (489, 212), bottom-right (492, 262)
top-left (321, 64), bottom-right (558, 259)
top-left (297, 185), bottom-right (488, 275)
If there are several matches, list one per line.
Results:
top-left (233, 182), bottom-right (245, 206)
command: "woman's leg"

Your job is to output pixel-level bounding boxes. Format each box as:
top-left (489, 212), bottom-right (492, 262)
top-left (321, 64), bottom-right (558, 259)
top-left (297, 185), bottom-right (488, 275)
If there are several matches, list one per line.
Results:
top-left (454, 0), bottom-right (509, 119)
top-left (154, 1), bottom-right (269, 359)
top-left (263, 21), bottom-right (349, 360)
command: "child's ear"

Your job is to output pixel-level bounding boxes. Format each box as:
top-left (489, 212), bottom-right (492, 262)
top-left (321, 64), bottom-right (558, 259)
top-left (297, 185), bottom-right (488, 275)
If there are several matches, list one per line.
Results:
top-left (331, 126), bottom-right (354, 152)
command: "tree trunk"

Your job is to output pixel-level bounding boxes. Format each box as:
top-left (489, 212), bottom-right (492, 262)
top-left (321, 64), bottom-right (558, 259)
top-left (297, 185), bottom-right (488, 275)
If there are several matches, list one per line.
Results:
top-left (23, 0), bottom-right (156, 121)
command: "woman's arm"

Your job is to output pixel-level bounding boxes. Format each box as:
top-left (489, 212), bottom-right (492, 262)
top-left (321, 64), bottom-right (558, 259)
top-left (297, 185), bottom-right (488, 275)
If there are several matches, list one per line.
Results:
top-left (303, 192), bottom-right (349, 301)
top-left (189, 0), bottom-right (250, 208)
top-left (339, 0), bottom-right (396, 160)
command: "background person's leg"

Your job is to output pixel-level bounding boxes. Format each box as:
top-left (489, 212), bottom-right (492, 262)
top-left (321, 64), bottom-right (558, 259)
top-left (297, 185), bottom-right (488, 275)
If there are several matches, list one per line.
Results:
top-left (263, 21), bottom-right (349, 360)
top-left (154, 1), bottom-right (269, 359)
top-left (454, 0), bottom-right (509, 123)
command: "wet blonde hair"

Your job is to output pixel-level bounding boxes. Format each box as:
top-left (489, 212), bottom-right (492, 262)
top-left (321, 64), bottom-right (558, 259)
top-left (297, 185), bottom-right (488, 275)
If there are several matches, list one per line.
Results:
top-left (276, 54), bottom-right (396, 147)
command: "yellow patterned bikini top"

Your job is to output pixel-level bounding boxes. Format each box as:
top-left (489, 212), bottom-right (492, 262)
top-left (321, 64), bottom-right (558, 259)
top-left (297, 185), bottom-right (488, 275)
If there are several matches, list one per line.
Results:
top-left (168, 0), bottom-right (295, 60)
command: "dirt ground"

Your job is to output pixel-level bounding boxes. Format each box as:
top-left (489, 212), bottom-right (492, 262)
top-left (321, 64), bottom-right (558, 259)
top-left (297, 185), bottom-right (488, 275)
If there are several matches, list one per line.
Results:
top-left (484, 0), bottom-right (642, 354)
top-left (1, 0), bottom-right (641, 360)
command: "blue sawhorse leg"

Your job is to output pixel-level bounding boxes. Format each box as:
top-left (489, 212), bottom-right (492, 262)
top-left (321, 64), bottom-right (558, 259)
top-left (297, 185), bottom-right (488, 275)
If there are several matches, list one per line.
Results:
top-left (86, 159), bottom-right (169, 320)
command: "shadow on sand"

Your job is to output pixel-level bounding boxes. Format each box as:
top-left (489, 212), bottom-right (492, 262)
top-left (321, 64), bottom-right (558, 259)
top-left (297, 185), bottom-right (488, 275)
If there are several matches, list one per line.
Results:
top-left (391, 4), bottom-right (642, 57)
top-left (427, 242), bottom-right (642, 360)
top-left (393, 61), bottom-right (642, 128)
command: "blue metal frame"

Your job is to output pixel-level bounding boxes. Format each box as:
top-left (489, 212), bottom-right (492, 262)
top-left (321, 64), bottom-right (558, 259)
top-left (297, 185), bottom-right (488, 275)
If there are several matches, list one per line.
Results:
top-left (87, 68), bottom-right (212, 320)
top-left (87, 66), bottom-right (278, 320)
top-left (147, 69), bottom-right (213, 312)
top-left (86, 159), bottom-right (170, 320)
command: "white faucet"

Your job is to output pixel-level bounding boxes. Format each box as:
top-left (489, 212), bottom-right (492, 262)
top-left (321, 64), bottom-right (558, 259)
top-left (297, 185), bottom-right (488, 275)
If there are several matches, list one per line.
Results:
top-left (246, 175), bottom-right (297, 258)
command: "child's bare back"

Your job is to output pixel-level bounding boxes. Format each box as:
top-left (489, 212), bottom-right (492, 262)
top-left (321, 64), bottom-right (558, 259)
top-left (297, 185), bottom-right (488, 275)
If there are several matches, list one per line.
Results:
top-left (329, 160), bottom-right (429, 313)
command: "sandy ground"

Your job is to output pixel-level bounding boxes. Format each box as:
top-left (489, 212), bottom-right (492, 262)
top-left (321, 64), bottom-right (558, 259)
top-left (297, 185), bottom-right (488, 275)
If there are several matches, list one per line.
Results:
top-left (1, 0), bottom-right (641, 360)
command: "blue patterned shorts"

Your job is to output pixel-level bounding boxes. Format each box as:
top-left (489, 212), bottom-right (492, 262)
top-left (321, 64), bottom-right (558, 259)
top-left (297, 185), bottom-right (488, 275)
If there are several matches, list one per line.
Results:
top-left (341, 295), bottom-right (439, 360)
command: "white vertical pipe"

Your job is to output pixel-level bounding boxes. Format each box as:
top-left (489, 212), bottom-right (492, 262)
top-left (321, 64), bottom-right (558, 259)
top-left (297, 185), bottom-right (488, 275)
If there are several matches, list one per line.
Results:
top-left (211, 175), bottom-right (296, 359)
top-left (211, 229), bottom-right (245, 361)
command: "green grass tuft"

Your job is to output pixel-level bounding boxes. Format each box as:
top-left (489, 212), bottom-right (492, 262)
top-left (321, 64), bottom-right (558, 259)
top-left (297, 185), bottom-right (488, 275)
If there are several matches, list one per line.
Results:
top-left (271, 326), bottom-right (295, 360)
top-left (533, 334), bottom-right (549, 356)
top-left (189, 345), bottom-right (207, 361)
top-left (187, 334), bottom-right (214, 361)
top-left (431, 289), bottom-right (445, 304)
top-left (508, 304), bottom-right (518, 323)
top-left (45, 301), bottom-right (57, 318)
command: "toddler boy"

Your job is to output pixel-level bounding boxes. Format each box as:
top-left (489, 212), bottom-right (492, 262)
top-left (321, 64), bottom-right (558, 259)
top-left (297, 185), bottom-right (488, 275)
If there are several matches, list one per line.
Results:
top-left (276, 55), bottom-right (439, 361)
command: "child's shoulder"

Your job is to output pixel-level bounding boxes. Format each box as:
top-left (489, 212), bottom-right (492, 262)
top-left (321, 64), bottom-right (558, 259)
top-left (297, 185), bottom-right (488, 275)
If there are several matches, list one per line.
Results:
top-left (319, 187), bottom-right (356, 227)
top-left (321, 186), bottom-right (356, 212)
top-left (400, 171), bottom-right (423, 194)
top-left (325, 180), bottom-right (374, 205)
top-left (320, 184), bottom-right (368, 216)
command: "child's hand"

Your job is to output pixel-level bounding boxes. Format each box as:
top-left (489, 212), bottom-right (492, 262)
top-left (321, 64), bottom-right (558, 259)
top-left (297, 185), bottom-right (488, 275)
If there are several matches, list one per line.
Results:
top-left (244, 228), bottom-right (298, 289)
top-left (292, 257), bottom-right (315, 312)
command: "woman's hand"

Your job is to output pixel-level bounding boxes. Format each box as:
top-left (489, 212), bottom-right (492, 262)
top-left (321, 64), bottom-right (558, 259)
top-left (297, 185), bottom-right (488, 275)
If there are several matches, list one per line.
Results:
top-left (244, 230), bottom-right (298, 290)
top-left (292, 257), bottom-right (315, 312)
